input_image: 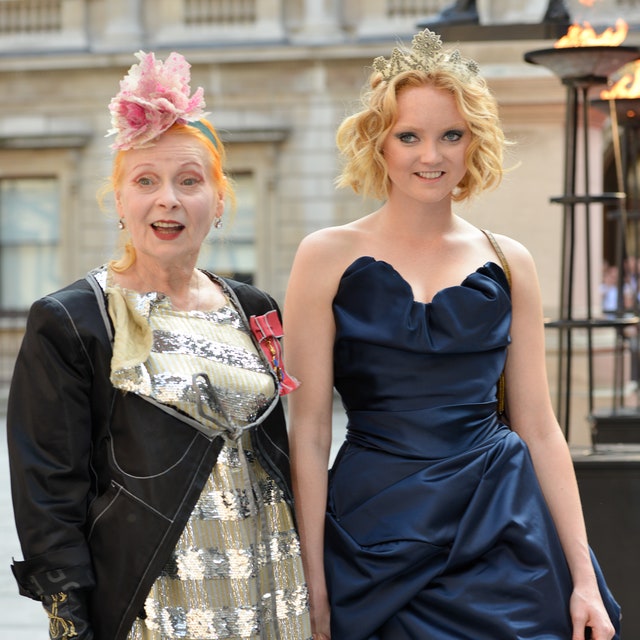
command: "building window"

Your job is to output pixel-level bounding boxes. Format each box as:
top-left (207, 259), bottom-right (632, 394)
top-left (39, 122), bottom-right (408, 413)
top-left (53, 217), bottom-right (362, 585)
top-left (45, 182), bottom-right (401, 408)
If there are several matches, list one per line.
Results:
top-left (0, 177), bottom-right (61, 309)
top-left (199, 172), bottom-right (256, 284)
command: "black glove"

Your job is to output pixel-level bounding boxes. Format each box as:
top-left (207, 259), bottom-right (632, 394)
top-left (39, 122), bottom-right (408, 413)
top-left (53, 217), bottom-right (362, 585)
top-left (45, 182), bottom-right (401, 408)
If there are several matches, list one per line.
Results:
top-left (42, 591), bottom-right (94, 639)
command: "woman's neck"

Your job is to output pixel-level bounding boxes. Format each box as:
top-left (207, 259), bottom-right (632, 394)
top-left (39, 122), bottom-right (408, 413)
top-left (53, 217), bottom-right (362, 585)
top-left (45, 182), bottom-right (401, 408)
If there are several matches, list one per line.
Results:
top-left (112, 262), bottom-right (202, 310)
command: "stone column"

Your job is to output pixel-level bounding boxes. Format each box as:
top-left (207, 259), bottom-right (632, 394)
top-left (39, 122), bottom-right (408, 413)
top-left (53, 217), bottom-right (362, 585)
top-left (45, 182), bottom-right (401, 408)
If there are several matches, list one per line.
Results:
top-left (296, 0), bottom-right (342, 42)
top-left (256, 0), bottom-right (286, 40)
top-left (99, 0), bottom-right (143, 49)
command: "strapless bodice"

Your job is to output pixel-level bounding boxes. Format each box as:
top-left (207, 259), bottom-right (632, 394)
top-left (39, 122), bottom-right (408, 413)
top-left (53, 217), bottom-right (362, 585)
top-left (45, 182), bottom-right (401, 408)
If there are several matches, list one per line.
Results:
top-left (332, 257), bottom-right (512, 457)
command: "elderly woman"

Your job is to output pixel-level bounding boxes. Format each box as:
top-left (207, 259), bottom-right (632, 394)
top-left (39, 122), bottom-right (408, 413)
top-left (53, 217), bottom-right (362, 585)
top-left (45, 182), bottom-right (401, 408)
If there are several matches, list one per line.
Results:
top-left (7, 51), bottom-right (310, 640)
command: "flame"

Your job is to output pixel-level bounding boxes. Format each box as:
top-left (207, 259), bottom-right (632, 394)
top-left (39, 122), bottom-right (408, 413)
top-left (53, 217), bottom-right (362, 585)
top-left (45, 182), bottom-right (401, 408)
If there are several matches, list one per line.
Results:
top-left (579, 0), bottom-right (597, 6)
top-left (554, 18), bottom-right (628, 48)
top-left (601, 61), bottom-right (640, 99)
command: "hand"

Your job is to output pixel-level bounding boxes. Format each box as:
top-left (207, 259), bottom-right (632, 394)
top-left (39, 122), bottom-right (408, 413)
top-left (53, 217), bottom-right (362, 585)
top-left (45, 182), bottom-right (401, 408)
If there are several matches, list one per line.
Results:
top-left (309, 594), bottom-right (331, 640)
top-left (570, 587), bottom-right (616, 640)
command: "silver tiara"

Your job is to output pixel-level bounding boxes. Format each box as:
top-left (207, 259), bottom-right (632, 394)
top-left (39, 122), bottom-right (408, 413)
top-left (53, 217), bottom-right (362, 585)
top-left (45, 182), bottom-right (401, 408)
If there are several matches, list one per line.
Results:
top-left (372, 29), bottom-right (480, 81)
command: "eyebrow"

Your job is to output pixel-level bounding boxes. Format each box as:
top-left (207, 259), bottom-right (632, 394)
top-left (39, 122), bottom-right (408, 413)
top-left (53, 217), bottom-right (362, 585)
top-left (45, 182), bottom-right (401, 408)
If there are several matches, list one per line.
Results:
top-left (391, 124), bottom-right (468, 135)
top-left (129, 160), bottom-right (206, 172)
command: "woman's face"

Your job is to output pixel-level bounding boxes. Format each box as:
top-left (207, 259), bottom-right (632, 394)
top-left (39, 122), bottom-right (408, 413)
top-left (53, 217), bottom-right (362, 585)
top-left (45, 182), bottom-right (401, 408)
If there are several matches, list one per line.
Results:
top-left (115, 131), bottom-right (223, 269)
top-left (382, 84), bottom-right (471, 206)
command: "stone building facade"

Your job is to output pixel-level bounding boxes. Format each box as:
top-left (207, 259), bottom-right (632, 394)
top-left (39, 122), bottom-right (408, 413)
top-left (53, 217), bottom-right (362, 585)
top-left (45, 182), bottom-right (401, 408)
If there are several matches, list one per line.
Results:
top-left (1, 0), bottom-right (640, 440)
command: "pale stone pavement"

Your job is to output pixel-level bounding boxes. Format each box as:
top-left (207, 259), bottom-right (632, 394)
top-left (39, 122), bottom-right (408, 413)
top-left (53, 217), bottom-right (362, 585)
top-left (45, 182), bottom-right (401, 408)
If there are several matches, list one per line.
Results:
top-left (0, 417), bottom-right (49, 639)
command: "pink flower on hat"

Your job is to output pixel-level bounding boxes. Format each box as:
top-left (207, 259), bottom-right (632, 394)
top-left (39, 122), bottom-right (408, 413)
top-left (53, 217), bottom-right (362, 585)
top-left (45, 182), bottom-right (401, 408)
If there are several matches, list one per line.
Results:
top-left (106, 51), bottom-right (207, 150)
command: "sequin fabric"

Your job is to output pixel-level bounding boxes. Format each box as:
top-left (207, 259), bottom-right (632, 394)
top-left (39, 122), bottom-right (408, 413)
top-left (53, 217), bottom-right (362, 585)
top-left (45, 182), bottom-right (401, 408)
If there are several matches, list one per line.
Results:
top-left (94, 268), bottom-right (311, 640)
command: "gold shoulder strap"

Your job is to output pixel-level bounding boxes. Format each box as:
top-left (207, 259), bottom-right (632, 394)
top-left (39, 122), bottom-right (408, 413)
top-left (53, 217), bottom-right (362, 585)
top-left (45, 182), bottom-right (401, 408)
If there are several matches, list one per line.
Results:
top-left (481, 228), bottom-right (510, 417)
top-left (481, 228), bottom-right (511, 287)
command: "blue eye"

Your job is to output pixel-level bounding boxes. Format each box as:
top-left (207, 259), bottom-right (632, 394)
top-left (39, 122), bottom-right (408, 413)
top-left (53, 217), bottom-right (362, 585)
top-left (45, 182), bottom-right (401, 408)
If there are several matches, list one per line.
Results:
top-left (396, 132), bottom-right (418, 143)
top-left (444, 130), bottom-right (464, 142)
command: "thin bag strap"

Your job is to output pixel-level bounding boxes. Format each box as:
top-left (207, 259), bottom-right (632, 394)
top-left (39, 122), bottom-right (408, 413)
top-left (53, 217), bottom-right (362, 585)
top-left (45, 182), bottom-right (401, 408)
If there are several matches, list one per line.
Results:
top-left (481, 228), bottom-right (511, 417)
top-left (481, 228), bottom-right (511, 287)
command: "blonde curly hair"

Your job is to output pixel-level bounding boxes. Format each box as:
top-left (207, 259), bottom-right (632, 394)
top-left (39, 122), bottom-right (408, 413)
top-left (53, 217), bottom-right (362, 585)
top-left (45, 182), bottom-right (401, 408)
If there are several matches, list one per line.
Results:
top-left (336, 60), bottom-right (507, 203)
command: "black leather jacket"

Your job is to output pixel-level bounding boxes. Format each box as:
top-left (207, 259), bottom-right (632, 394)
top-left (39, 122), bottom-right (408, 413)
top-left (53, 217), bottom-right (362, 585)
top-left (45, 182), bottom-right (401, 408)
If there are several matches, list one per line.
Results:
top-left (7, 272), bottom-right (294, 640)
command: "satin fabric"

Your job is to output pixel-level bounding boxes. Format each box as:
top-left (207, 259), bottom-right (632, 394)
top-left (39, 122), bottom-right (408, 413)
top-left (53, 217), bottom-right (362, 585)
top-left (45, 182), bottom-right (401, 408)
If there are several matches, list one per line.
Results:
top-left (326, 257), bottom-right (620, 640)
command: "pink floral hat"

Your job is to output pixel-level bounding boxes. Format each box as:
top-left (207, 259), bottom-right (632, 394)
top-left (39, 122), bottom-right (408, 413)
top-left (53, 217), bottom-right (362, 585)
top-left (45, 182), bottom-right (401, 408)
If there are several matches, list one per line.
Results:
top-left (106, 51), bottom-right (207, 151)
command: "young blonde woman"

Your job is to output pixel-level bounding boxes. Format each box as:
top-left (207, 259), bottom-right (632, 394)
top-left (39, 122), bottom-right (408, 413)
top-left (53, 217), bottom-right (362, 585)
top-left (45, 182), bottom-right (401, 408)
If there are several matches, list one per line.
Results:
top-left (284, 29), bottom-right (620, 640)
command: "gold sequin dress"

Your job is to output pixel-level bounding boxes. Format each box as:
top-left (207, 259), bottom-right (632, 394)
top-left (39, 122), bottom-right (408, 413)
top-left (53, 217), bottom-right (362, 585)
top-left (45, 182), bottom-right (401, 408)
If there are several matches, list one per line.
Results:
top-left (97, 268), bottom-right (310, 640)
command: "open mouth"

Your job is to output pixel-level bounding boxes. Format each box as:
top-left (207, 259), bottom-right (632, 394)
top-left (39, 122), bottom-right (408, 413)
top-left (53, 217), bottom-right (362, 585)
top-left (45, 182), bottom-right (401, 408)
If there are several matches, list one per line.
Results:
top-left (152, 221), bottom-right (185, 233)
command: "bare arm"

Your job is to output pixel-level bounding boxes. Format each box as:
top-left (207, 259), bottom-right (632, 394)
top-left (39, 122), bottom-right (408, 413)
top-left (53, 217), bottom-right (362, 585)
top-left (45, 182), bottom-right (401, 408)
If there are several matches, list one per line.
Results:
top-left (501, 238), bottom-right (615, 640)
top-left (284, 230), bottom-right (347, 639)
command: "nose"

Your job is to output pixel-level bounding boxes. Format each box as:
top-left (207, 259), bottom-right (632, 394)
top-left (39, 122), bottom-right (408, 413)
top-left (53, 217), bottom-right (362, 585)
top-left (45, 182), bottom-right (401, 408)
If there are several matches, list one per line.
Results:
top-left (419, 140), bottom-right (442, 163)
top-left (156, 182), bottom-right (180, 209)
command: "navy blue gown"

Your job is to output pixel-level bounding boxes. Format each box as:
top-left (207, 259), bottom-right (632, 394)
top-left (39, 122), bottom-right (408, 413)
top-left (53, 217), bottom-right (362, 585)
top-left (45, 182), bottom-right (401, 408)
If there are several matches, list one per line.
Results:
top-left (325, 257), bottom-right (621, 640)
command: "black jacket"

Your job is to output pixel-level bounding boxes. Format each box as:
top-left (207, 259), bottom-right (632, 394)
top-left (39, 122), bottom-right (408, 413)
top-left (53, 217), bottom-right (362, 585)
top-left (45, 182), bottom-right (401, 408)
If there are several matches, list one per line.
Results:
top-left (7, 272), bottom-right (294, 640)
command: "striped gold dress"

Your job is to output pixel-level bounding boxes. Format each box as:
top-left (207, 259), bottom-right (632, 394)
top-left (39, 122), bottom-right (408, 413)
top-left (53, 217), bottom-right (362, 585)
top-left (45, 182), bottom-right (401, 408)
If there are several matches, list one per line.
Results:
top-left (96, 267), bottom-right (310, 640)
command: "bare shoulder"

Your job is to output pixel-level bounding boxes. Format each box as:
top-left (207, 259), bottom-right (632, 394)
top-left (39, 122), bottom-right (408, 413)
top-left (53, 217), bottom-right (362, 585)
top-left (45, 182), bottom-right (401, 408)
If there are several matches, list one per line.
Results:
top-left (284, 222), bottom-right (368, 313)
top-left (296, 223), bottom-right (358, 256)
top-left (487, 232), bottom-right (537, 274)
top-left (293, 221), bottom-right (370, 280)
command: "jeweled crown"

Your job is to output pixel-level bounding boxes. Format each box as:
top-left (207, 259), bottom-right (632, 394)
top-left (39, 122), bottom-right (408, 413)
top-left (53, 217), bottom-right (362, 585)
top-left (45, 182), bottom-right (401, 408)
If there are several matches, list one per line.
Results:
top-left (372, 28), bottom-right (480, 81)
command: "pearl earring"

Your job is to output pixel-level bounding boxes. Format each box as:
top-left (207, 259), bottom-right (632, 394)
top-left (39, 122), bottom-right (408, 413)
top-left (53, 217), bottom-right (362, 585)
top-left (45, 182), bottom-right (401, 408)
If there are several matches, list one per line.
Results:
top-left (118, 218), bottom-right (125, 230)
top-left (214, 216), bottom-right (223, 229)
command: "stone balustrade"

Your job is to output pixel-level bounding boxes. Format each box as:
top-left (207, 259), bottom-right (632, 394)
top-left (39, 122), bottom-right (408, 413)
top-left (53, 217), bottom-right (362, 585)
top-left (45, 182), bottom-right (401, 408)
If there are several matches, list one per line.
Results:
top-left (0, 0), bottom-right (447, 52)
top-left (0, 0), bottom-right (638, 55)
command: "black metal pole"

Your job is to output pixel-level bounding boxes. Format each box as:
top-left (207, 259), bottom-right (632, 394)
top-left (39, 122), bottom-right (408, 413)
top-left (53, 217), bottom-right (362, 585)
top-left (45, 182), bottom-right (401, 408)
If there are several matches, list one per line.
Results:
top-left (581, 85), bottom-right (595, 417)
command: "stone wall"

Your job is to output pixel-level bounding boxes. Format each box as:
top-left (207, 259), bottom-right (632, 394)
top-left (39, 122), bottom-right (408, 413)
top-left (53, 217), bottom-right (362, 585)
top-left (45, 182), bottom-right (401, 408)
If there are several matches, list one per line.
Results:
top-left (1, 0), bottom-right (639, 439)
